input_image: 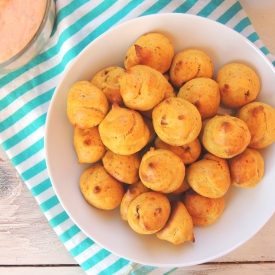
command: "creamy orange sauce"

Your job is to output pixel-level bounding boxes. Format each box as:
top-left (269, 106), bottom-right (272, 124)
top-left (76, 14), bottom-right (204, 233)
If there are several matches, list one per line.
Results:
top-left (0, 0), bottom-right (47, 63)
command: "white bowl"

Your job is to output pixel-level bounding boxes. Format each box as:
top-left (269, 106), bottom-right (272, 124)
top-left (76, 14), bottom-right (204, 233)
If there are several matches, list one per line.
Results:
top-left (45, 13), bottom-right (275, 267)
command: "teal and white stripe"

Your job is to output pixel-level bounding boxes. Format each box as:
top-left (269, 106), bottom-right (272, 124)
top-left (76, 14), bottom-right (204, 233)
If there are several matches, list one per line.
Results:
top-left (1, 1), bottom-right (275, 274)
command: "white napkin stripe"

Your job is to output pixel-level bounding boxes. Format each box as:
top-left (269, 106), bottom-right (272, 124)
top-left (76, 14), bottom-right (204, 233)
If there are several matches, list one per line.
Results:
top-left (54, 218), bottom-right (76, 236)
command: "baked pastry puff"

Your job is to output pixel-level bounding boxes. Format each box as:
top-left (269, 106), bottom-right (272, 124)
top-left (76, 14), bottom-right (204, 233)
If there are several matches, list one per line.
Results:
top-left (177, 77), bottom-right (220, 119)
top-left (127, 191), bottom-right (171, 234)
top-left (228, 148), bottom-right (265, 188)
top-left (73, 126), bottom-right (106, 164)
top-left (102, 150), bottom-right (141, 184)
top-left (155, 136), bottom-right (201, 165)
top-left (119, 65), bottom-right (167, 111)
top-left (169, 48), bottom-right (214, 88)
top-left (186, 153), bottom-right (231, 198)
top-left (156, 200), bottom-right (195, 245)
top-left (236, 102), bottom-right (275, 149)
top-left (142, 116), bottom-right (157, 144)
top-left (120, 181), bottom-right (149, 221)
top-left (139, 78), bottom-right (176, 119)
top-left (152, 97), bottom-right (202, 146)
top-left (182, 189), bottom-right (225, 226)
top-left (139, 148), bottom-right (185, 193)
top-left (91, 66), bottom-right (125, 105)
top-left (79, 164), bottom-right (124, 210)
top-left (202, 114), bottom-right (251, 158)
top-left (67, 81), bottom-right (109, 129)
top-left (170, 177), bottom-right (191, 195)
top-left (124, 32), bottom-right (174, 74)
top-left (98, 104), bottom-right (150, 155)
top-left (216, 63), bottom-right (260, 108)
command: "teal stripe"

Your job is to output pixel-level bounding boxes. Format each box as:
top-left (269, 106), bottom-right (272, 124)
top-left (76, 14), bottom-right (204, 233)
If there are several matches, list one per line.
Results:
top-left (59, 225), bottom-right (81, 243)
top-left (51, 0), bottom-right (91, 37)
top-left (31, 178), bottom-right (52, 196)
top-left (40, 195), bottom-right (59, 212)
top-left (94, 0), bottom-right (144, 28)
top-left (11, 138), bottom-right (44, 166)
top-left (261, 46), bottom-right (269, 55)
top-left (0, 0), bottom-right (117, 94)
top-left (273, 61), bottom-right (275, 67)
top-left (0, 89), bottom-right (53, 133)
top-left (81, 249), bottom-right (111, 271)
top-left (70, 238), bottom-right (94, 257)
top-left (132, 265), bottom-right (157, 274)
top-left (21, 160), bottom-right (46, 181)
top-left (233, 17), bottom-right (251, 33)
top-left (247, 32), bottom-right (259, 43)
top-left (49, 211), bottom-right (69, 227)
top-left (174, 0), bottom-right (198, 13)
top-left (217, 1), bottom-right (242, 24)
top-left (140, 0), bottom-right (170, 16)
top-left (164, 268), bottom-right (178, 275)
top-left (98, 258), bottom-right (130, 275)
top-left (1, 114), bottom-right (46, 150)
top-left (197, 0), bottom-right (225, 17)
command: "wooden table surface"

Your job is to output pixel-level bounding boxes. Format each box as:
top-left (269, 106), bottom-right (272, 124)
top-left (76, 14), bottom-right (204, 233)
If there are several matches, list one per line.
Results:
top-left (1, 1), bottom-right (275, 274)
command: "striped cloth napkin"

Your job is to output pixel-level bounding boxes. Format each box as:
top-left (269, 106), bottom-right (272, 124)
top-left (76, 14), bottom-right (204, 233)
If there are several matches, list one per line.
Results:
top-left (1, 0), bottom-right (275, 274)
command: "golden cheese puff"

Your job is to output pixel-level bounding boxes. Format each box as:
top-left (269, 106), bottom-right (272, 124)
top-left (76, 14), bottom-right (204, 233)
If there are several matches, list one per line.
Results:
top-left (202, 114), bottom-right (251, 158)
top-left (119, 65), bottom-right (167, 111)
top-left (236, 102), bottom-right (275, 149)
top-left (79, 164), bottom-right (124, 210)
top-left (152, 97), bottom-right (202, 146)
top-left (124, 32), bottom-right (174, 74)
top-left (120, 181), bottom-right (149, 221)
top-left (142, 116), bottom-right (157, 144)
top-left (198, 118), bottom-right (211, 153)
top-left (155, 136), bottom-right (201, 165)
top-left (169, 48), bottom-right (214, 88)
top-left (139, 148), bottom-right (185, 193)
top-left (102, 150), bottom-right (141, 184)
top-left (186, 153), bottom-right (231, 198)
top-left (228, 148), bottom-right (265, 188)
top-left (177, 77), bottom-right (220, 120)
top-left (164, 78), bottom-right (176, 99)
top-left (139, 109), bottom-right (154, 120)
top-left (170, 177), bottom-right (191, 196)
top-left (127, 191), bottom-right (171, 234)
top-left (216, 63), bottom-right (260, 108)
top-left (73, 126), bottom-right (106, 164)
top-left (139, 79), bottom-right (176, 119)
top-left (182, 189), bottom-right (225, 226)
top-left (67, 81), bottom-right (109, 129)
top-left (91, 66), bottom-right (124, 105)
top-left (156, 200), bottom-right (195, 245)
top-left (98, 104), bottom-right (150, 155)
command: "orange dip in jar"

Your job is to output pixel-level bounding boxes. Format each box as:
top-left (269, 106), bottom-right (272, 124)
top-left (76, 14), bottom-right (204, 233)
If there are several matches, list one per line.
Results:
top-left (0, 0), bottom-right (55, 73)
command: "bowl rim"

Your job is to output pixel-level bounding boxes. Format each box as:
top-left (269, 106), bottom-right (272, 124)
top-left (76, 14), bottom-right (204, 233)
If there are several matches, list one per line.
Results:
top-left (45, 13), bottom-right (275, 267)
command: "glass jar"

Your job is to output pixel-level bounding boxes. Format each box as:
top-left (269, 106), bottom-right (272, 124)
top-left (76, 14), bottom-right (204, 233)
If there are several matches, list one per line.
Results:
top-left (0, 0), bottom-right (55, 75)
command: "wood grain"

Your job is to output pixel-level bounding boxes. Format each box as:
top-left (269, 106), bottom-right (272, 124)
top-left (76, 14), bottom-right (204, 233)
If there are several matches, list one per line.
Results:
top-left (0, 267), bottom-right (85, 275)
top-left (1, 264), bottom-right (275, 275)
top-left (239, 0), bottom-right (275, 54)
top-left (0, 153), bottom-right (77, 265)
